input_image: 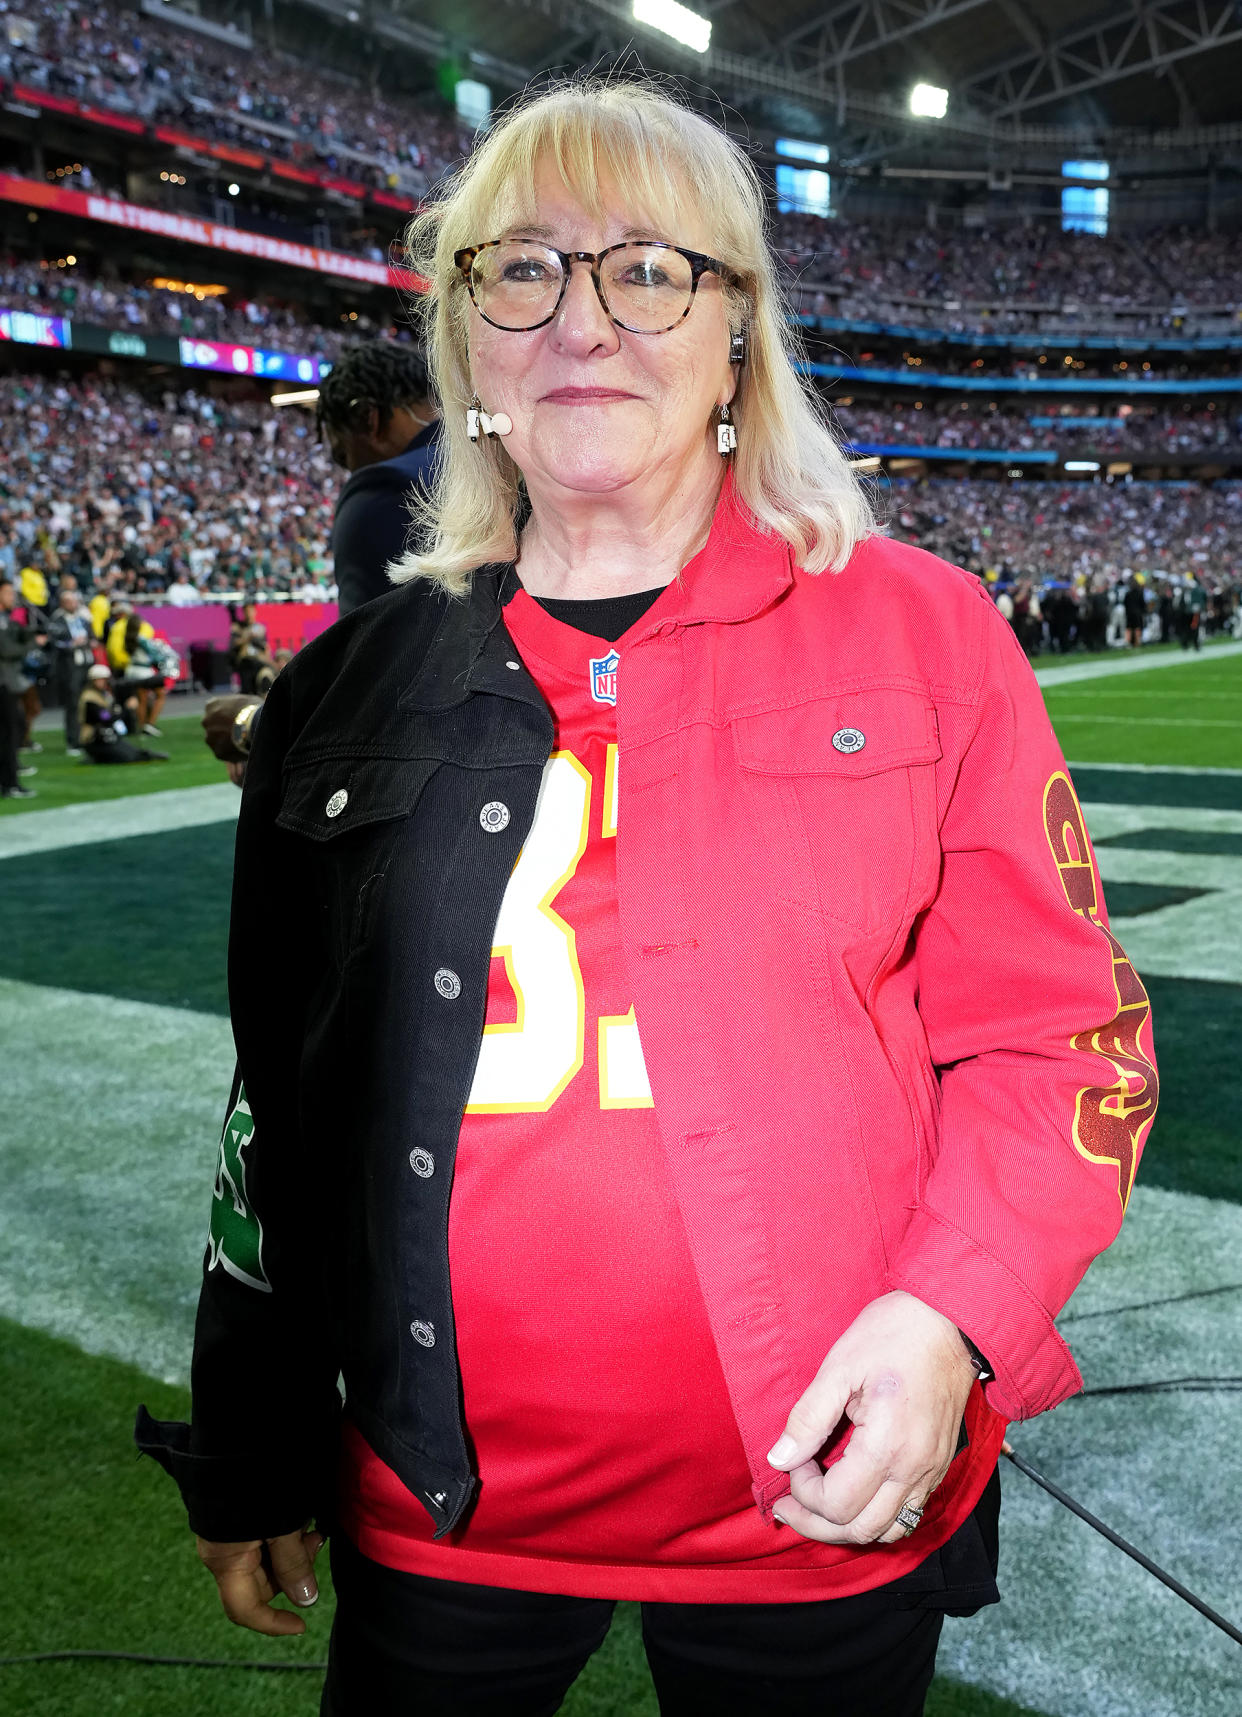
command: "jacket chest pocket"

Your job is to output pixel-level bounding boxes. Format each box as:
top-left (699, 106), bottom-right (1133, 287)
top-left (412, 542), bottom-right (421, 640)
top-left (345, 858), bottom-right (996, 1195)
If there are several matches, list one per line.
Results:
top-left (731, 688), bottom-right (941, 935)
top-left (276, 756), bottom-right (440, 967)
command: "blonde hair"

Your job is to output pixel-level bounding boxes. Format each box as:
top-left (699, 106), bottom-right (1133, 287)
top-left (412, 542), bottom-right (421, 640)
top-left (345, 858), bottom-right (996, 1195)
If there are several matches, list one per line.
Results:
top-left (389, 76), bottom-right (873, 595)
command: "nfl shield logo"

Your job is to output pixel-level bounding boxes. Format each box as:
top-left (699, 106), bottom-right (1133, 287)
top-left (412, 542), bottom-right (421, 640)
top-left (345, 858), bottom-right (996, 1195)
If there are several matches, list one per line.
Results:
top-left (589, 649), bottom-right (620, 706)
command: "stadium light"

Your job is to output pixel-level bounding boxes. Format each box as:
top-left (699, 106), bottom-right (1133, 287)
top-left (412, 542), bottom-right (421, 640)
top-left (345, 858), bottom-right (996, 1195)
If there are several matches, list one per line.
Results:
top-left (1064, 460), bottom-right (1100, 472)
top-left (633, 0), bottom-right (711, 54)
top-left (227, 182), bottom-right (240, 196)
top-left (271, 388), bottom-right (320, 407)
top-left (909, 82), bottom-right (948, 119)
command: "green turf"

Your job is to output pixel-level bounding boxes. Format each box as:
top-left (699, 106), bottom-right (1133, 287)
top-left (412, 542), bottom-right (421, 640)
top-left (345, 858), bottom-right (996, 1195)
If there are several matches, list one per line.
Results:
top-left (1044, 654), bottom-right (1242, 770)
top-left (1, 714), bottom-right (226, 817)
top-left (1069, 766), bottom-right (1242, 810)
top-left (0, 1319), bottom-right (1045, 1717)
top-left (1101, 881), bottom-right (1212, 916)
top-left (1135, 976), bottom-right (1242, 1205)
top-left (0, 823), bottom-right (234, 1013)
top-left (1095, 828), bottom-right (1242, 855)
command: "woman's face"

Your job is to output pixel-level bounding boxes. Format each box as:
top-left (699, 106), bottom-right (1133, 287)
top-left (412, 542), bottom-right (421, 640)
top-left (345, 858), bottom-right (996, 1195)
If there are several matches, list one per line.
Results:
top-left (466, 166), bottom-right (737, 503)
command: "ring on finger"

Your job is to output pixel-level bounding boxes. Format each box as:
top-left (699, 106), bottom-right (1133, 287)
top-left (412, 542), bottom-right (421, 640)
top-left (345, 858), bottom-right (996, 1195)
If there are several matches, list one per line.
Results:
top-left (895, 1501), bottom-right (925, 1535)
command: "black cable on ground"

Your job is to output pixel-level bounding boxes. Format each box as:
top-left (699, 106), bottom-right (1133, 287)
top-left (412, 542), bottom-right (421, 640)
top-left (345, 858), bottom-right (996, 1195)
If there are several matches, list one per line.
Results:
top-left (1002, 1446), bottom-right (1242, 1649)
top-left (1077, 1376), bottom-right (1242, 1398)
top-left (0, 1649), bottom-right (327, 1670)
top-left (1058, 1281), bottom-right (1242, 1326)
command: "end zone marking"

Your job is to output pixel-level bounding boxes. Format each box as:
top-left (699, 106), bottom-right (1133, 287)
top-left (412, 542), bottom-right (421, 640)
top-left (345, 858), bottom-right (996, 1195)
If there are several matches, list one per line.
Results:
top-left (0, 784), bottom-right (240, 862)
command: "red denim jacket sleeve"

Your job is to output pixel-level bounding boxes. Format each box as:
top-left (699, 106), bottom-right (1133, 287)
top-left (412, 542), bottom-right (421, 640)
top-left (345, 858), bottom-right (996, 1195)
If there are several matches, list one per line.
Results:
top-left (887, 591), bottom-right (1158, 1423)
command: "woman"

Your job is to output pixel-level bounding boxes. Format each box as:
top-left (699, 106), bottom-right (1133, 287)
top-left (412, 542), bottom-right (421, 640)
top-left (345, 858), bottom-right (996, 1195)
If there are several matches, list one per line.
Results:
top-left (137, 80), bottom-right (1158, 1716)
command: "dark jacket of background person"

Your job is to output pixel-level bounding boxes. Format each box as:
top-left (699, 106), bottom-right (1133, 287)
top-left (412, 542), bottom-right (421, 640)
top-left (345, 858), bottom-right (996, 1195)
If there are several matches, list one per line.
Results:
top-left (0, 607), bottom-right (41, 695)
top-left (49, 601), bottom-right (96, 746)
top-left (76, 681), bottom-right (163, 763)
top-left (331, 420), bottom-right (442, 617)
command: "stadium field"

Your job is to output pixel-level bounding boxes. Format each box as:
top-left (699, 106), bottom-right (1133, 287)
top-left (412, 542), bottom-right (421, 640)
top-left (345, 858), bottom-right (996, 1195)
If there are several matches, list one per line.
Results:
top-left (1, 643), bottom-right (1239, 1717)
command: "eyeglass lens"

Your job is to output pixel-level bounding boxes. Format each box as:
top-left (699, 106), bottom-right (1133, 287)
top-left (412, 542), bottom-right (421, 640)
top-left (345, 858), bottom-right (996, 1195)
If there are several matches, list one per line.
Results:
top-left (470, 242), bottom-right (696, 331)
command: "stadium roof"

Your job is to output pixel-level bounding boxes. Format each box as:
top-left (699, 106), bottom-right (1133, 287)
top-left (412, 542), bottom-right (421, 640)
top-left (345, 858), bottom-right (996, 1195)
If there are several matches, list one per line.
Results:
top-left (368, 0), bottom-right (1242, 154)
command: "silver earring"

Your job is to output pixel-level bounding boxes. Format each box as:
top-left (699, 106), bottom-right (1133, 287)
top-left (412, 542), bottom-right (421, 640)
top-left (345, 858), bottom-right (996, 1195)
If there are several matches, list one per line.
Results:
top-left (717, 404), bottom-right (737, 456)
top-left (466, 394), bottom-right (483, 442)
top-left (729, 329), bottom-right (746, 365)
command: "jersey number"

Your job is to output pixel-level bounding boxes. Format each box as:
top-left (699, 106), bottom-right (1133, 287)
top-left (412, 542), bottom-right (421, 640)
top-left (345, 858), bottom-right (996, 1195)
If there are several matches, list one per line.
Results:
top-left (466, 748), bottom-right (653, 1114)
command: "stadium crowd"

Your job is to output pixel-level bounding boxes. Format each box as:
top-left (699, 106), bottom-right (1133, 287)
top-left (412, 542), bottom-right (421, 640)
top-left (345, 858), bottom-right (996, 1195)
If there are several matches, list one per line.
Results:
top-left (0, 0), bottom-right (472, 196)
top-left (0, 372), bottom-right (337, 602)
top-left (834, 400), bottom-right (1242, 456)
top-left (889, 475), bottom-right (1242, 586)
top-left (3, 370), bottom-right (1241, 621)
top-left (776, 213), bottom-right (1242, 315)
top-left (0, 253), bottom-right (409, 362)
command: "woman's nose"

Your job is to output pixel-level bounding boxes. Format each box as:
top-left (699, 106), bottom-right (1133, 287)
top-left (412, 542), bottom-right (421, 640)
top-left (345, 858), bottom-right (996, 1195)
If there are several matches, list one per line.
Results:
top-left (548, 262), bottom-right (621, 356)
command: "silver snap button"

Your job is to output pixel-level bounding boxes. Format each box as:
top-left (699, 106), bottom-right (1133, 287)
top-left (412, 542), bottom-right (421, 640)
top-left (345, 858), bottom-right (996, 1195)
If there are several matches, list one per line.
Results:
top-left (325, 788), bottom-right (349, 817)
top-left (479, 801), bottom-right (510, 833)
top-left (505, 660), bottom-right (521, 670)
top-left (433, 968), bottom-right (461, 1000)
top-left (409, 1319), bottom-right (436, 1348)
top-left (409, 1147), bottom-right (435, 1178)
top-left (831, 727), bottom-right (866, 755)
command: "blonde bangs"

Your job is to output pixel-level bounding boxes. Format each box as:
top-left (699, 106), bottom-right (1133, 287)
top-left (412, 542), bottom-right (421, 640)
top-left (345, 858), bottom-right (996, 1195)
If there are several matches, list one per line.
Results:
top-left (389, 77), bottom-right (872, 597)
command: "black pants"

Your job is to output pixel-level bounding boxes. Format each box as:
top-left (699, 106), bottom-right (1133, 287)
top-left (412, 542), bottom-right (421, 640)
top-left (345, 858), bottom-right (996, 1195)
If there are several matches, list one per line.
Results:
top-left (321, 1534), bottom-right (967, 1717)
top-left (0, 686), bottom-right (20, 793)
top-left (57, 660), bottom-right (87, 746)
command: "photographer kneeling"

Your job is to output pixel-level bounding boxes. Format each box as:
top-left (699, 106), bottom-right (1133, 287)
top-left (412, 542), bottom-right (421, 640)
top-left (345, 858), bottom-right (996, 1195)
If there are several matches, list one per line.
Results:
top-left (78, 664), bottom-right (169, 764)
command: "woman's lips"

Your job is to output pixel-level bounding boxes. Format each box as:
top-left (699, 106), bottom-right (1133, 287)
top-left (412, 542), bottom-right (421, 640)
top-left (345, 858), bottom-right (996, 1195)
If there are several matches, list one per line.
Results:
top-left (540, 389), bottom-right (637, 403)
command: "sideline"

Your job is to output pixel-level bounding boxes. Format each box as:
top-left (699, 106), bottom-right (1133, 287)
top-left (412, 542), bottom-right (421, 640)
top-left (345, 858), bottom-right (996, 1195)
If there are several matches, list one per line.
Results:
top-left (1034, 640), bottom-right (1242, 689)
top-left (0, 782), bottom-right (239, 861)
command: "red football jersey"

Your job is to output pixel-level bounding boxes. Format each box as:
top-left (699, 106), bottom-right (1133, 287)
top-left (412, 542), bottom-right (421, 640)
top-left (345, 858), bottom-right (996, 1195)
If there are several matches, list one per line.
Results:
top-left (339, 587), bottom-right (909, 1599)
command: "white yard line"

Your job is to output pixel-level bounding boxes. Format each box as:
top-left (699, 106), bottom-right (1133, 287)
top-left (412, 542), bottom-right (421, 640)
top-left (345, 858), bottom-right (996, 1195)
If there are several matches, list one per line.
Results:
top-left (1034, 641), bottom-right (1242, 689)
top-left (1070, 761), bottom-right (1242, 777)
top-left (1056, 715), bottom-right (1239, 727)
top-left (0, 783), bottom-right (239, 861)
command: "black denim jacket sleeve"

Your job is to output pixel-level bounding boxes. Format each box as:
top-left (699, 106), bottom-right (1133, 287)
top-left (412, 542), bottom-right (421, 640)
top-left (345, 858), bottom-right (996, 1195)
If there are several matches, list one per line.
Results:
top-left (135, 655), bottom-right (348, 1542)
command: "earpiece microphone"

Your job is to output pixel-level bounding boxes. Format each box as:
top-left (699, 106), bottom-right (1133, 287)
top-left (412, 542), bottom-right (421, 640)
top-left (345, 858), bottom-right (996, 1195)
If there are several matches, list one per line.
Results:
top-left (466, 405), bottom-right (513, 440)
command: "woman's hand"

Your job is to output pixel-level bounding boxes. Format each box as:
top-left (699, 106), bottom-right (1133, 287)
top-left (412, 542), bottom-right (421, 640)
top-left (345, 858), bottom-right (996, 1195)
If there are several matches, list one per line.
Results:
top-left (195, 1526), bottom-right (325, 1635)
top-left (766, 1290), bottom-right (977, 1546)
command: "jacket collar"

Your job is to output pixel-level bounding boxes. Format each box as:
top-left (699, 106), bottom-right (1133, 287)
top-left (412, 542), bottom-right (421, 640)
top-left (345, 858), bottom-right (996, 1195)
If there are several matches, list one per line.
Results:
top-left (635, 470), bottom-right (794, 633)
top-left (399, 563), bottom-right (532, 713)
top-left (401, 474), bottom-right (793, 711)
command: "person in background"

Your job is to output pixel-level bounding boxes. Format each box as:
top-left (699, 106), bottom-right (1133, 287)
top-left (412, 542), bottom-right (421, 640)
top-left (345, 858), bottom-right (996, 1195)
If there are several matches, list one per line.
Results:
top-left (201, 341), bottom-right (443, 781)
top-left (1181, 572), bottom-right (1207, 651)
top-left (110, 611), bottom-right (170, 735)
top-left (228, 602), bottom-right (259, 676)
top-left (1123, 575), bottom-right (1147, 649)
top-left (237, 624), bottom-right (276, 696)
top-left (317, 342), bottom-right (442, 616)
top-left (256, 646), bottom-right (292, 698)
top-left (48, 586), bottom-right (96, 756)
top-left (166, 570), bottom-right (200, 608)
top-left (0, 576), bottom-right (47, 798)
top-left (15, 565), bottom-right (51, 754)
top-left (77, 664), bottom-right (168, 764)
